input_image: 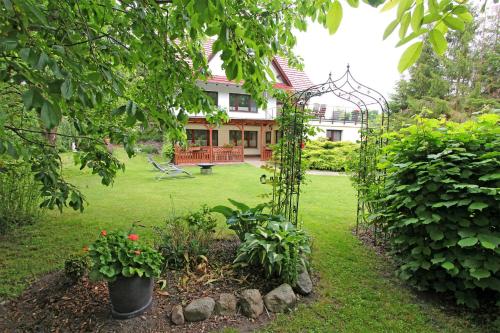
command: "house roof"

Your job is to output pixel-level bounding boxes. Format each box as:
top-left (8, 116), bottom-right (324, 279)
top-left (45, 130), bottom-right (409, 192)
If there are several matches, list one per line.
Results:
top-left (202, 39), bottom-right (314, 92)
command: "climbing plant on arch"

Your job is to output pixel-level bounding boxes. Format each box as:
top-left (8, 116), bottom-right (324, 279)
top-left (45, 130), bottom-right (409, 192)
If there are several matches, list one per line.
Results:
top-left (272, 66), bottom-right (390, 235)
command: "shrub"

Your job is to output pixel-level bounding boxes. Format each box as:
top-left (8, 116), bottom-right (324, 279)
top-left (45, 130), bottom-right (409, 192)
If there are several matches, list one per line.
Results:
top-left (64, 254), bottom-right (91, 283)
top-left (302, 139), bottom-right (358, 172)
top-left (162, 133), bottom-right (174, 162)
top-left (155, 205), bottom-right (217, 270)
top-left (378, 114), bottom-right (500, 308)
top-left (88, 230), bottom-right (163, 282)
top-left (137, 144), bottom-right (159, 154)
top-left (234, 219), bottom-right (311, 285)
top-left (212, 199), bottom-right (272, 241)
top-left (0, 161), bottom-right (43, 233)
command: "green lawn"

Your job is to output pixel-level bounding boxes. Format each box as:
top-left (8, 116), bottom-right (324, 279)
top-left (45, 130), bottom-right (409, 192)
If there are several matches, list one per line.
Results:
top-left (0, 150), bottom-right (482, 332)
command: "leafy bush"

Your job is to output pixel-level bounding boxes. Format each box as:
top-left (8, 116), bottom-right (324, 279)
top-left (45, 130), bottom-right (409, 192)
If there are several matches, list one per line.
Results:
top-left (155, 205), bottom-right (217, 270)
top-left (378, 114), bottom-right (500, 308)
top-left (0, 161), bottom-right (43, 233)
top-left (137, 128), bottom-right (163, 142)
top-left (137, 144), bottom-right (159, 154)
top-left (162, 133), bottom-right (174, 162)
top-left (302, 139), bottom-right (358, 171)
top-left (64, 254), bottom-right (91, 283)
top-left (88, 230), bottom-right (163, 282)
top-left (212, 199), bottom-right (271, 241)
top-left (234, 219), bottom-right (311, 285)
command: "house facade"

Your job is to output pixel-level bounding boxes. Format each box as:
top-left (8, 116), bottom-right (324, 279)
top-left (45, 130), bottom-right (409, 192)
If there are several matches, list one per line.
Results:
top-left (174, 40), bottom-right (361, 165)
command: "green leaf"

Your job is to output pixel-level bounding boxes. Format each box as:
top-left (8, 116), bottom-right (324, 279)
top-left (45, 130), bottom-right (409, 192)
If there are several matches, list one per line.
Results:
top-left (411, 3), bottom-right (424, 31)
top-left (399, 12), bottom-right (411, 38)
top-left (211, 205), bottom-right (234, 218)
top-left (443, 15), bottom-right (465, 31)
top-left (227, 199), bottom-right (250, 212)
top-left (397, 0), bottom-right (413, 19)
top-left (468, 202), bottom-right (488, 211)
top-left (428, 0), bottom-right (439, 13)
top-left (381, 0), bottom-right (400, 12)
top-left (429, 29), bottom-right (447, 56)
top-left (22, 89), bottom-right (34, 110)
top-left (441, 261), bottom-right (455, 270)
top-left (383, 19), bottom-right (400, 40)
top-left (470, 268), bottom-right (491, 280)
top-left (479, 173), bottom-right (500, 181)
top-left (61, 79), bottom-right (73, 100)
top-left (398, 41), bottom-right (423, 72)
top-left (458, 237), bottom-right (478, 247)
top-left (325, 1), bottom-right (343, 35)
top-left (478, 234), bottom-right (500, 249)
top-left (346, 0), bottom-right (359, 7)
top-left (40, 101), bottom-right (61, 129)
top-left (427, 225), bottom-right (444, 241)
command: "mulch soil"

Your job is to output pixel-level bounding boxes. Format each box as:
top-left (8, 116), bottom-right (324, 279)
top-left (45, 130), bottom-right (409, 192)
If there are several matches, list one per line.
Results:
top-left (0, 237), bottom-right (314, 332)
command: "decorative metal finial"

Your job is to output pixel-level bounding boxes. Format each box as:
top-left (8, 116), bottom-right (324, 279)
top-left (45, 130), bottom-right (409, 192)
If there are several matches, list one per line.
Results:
top-left (347, 63), bottom-right (350, 70)
top-left (328, 72), bottom-right (332, 80)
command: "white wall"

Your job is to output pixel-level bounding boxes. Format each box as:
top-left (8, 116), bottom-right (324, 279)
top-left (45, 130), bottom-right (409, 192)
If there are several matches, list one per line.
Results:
top-left (310, 122), bottom-right (361, 142)
top-left (196, 82), bottom-right (277, 120)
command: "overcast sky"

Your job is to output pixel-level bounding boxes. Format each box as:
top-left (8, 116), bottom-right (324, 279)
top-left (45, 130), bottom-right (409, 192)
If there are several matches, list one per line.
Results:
top-left (294, 5), bottom-right (407, 105)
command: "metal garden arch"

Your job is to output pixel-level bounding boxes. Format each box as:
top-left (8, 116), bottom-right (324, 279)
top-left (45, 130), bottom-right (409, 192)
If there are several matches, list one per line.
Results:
top-left (272, 65), bottom-right (391, 237)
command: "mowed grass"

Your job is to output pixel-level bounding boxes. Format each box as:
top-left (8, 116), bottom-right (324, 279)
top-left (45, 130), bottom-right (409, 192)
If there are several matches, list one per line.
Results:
top-left (0, 150), bottom-right (482, 332)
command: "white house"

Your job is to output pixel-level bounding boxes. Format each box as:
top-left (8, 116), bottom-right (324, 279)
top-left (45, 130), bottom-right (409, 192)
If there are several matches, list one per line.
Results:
top-left (174, 40), bottom-right (361, 165)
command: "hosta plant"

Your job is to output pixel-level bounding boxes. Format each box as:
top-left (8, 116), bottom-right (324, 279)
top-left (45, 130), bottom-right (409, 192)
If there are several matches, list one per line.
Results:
top-left (378, 114), bottom-right (500, 308)
top-left (234, 219), bottom-right (311, 286)
top-left (88, 230), bottom-right (163, 282)
top-left (212, 199), bottom-right (283, 241)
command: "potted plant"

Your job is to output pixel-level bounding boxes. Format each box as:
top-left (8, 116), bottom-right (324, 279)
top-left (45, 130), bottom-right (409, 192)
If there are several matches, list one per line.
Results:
top-left (88, 230), bottom-right (163, 319)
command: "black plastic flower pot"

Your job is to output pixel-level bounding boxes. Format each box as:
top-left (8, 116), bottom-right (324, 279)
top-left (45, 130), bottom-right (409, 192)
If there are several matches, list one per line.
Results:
top-left (108, 275), bottom-right (153, 319)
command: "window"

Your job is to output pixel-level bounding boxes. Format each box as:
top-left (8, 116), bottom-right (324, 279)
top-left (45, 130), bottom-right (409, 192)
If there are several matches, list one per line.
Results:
top-left (187, 129), bottom-right (218, 146)
top-left (326, 130), bottom-right (342, 142)
top-left (275, 130), bottom-right (282, 144)
top-left (205, 91), bottom-right (218, 106)
top-left (265, 131), bottom-right (272, 145)
top-left (229, 130), bottom-right (258, 148)
top-left (229, 94), bottom-right (257, 112)
top-left (245, 131), bottom-right (258, 148)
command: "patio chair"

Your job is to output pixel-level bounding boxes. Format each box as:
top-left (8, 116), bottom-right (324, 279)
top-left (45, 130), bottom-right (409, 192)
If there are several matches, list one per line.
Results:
top-left (147, 155), bottom-right (193, 179)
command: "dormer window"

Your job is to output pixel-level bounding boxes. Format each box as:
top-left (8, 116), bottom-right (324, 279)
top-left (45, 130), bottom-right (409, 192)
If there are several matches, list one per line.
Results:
top-left (229, 93), bottom-right (257, 113)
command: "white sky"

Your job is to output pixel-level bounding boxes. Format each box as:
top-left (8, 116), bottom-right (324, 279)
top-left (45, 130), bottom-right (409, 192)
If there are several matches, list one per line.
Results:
top-left (294, 5), bottom-right (406, 105)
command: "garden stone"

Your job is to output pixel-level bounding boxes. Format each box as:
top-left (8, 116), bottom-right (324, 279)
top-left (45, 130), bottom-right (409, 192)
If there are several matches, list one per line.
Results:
top-left (239, 289), bottom-right (263, 318)
top-left (263, 284), bottom-right (297, 313)
top-left (295, 270), bottom-right (313, 295)
top-left (183, 297), bottom-right (215, 322)
top-left (171, 305), bottom-right (184, 325)
top-left (215, 293), bottom-right (237, 316)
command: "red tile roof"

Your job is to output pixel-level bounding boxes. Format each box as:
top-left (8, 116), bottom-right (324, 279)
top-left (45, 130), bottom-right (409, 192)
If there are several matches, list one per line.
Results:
top-left (202, 39), bottom-right (313, 92)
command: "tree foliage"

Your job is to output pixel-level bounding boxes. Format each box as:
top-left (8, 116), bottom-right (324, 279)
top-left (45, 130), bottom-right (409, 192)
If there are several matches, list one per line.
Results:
top-left (0, 0), bottom-right (472, 211)
top-left (390, 6), bottom-right (499, 128)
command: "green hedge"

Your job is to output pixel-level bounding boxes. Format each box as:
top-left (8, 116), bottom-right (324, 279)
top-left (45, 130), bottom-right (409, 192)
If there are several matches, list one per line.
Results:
top-left (378, 114), bottom-right (499, 308)
top-left (302, 139), bottom-right (358, 172)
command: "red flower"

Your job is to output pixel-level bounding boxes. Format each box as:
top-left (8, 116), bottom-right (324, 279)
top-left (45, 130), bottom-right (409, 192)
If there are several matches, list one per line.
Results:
top-left (100, 230), bottom-right (107, 236)
top-left (300, 142), bottom-right (305, 149)
top-left (128, 234), bottom-right (139, 241)
top-left (134, 250), bottom-right (141, 255)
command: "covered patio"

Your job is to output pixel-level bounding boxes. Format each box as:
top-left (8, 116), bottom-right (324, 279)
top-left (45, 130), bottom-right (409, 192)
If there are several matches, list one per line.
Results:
top-left (174, 118), bottom-right (275, 165)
